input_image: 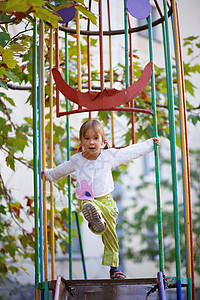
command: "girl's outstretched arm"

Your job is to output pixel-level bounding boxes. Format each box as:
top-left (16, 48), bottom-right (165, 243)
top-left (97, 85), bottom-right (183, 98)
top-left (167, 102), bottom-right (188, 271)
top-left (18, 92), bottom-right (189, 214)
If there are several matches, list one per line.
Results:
top-left (152, 137), bottom-right (160, 146)
top-left (41, 160), bottom-right (75, 182)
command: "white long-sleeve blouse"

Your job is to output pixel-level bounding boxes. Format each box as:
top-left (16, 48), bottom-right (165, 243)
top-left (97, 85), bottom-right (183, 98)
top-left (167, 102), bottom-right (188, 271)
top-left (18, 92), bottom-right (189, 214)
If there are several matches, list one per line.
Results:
top-left (44, 138), bottom-right (154, 200)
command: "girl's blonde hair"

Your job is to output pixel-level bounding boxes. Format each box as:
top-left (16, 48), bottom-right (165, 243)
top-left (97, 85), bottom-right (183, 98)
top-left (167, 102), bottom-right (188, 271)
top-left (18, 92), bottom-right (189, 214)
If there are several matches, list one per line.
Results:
top-left (78, 119), bottom-right (110, 151)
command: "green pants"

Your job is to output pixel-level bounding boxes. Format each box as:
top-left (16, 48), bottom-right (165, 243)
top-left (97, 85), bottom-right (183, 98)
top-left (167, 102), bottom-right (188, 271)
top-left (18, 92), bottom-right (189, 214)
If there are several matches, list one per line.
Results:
top-left (79, 194), bottom-right (119, 267)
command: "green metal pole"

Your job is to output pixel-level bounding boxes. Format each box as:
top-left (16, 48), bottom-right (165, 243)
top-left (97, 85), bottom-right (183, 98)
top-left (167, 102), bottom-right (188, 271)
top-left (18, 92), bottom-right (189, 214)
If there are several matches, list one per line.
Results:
top-left (65, 32), bottom-right (73, 280)
top-left (124, 0), bottom-right (129, 86)
top-left (147, 14), bottom-right (165, 275)
top-left (73, 211), bottom-right (87, 279)
top-left (44, 282), bottom-right (49, 300)
top-left (33, 18), bottom-right (40, 299)
top-left (163, 1), bottom-right (182, 298)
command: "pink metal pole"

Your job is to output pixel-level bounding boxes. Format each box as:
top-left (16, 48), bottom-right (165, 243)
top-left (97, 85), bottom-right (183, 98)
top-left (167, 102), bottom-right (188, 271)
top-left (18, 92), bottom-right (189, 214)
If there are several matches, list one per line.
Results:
top-left (99, 0), bottom-right (104, 91)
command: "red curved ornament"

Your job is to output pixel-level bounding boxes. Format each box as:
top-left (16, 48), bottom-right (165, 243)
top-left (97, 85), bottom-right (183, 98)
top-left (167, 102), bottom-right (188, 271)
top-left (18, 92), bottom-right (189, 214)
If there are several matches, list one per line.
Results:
top-left (53, 61), bottom-right (153, 112)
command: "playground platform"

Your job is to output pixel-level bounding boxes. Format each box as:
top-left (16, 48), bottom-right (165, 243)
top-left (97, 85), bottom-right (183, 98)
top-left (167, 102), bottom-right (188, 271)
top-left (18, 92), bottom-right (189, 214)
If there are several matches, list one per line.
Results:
top-left (53, 276), bottom-right (159, 299)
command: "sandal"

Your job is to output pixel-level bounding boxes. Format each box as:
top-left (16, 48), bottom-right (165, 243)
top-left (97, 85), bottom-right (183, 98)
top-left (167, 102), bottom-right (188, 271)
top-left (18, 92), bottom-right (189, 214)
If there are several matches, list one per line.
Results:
top-left (110, 268), bottom-right (126, 279)
top-left (82, 203), bottom-right (105, 233)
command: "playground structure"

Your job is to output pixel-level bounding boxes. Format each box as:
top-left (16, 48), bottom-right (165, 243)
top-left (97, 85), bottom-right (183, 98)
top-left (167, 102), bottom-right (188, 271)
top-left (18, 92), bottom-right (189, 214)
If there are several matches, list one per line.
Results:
top-left (31, 0), bottom-right (195, 299)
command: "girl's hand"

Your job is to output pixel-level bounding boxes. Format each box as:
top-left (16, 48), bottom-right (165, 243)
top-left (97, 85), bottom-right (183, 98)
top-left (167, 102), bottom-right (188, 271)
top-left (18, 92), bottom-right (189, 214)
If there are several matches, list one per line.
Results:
top-left (152, 137), bottom-right (160, 146)
top-left (41, 170), bottom-right (45, 179)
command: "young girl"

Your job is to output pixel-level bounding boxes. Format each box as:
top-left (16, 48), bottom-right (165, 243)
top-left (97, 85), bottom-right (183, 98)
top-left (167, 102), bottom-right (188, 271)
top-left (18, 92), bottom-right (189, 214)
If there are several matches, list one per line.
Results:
top-left (42, 119), bottom-right (160, 279)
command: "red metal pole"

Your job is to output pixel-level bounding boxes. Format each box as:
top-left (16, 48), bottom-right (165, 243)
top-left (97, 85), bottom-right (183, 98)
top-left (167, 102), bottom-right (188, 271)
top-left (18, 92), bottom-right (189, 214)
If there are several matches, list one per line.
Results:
top-left (87, 0), bottom-right (92, 119)
top-left (55, 27), bottom-right (60, 117)
top-left (176, 7), bottom-right (195, 299)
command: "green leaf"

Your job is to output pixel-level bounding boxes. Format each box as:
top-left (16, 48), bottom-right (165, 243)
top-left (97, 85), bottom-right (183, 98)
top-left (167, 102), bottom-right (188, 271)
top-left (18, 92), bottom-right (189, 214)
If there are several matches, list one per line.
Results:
top-left (187, 48), bottom-right (193, 56)
top-left (8, 265), bottom-right (19, 274)
top-left (31, 0), bottom-right (44, 5)
top-left (0, 32), bottom-right (10, 46)
top-left (4, 243), bottom-right (18, 258)
top-left (0, 261), bottom-right (8, 279)
top-left (4, 0), bottom-right (30, 12)
top-left (6, 153), bottom-right (15, 171)
top-left (0, 79), bottom-right (8, 89)
top-left (76, 5), bottom-right (97, 25)
top-left (14, 133), bottom-right (28, 152)
top-left (5, 69), bottom-right (21, 84)
top-left (175, 133), bottom-right (181, 148)
top-left (34, 7), bottom-right (62, 28)
top-left (193, 64), bottom-right (200, 73)
top-left (2, 94), bottom-right (16, 107)
top-left (196, 43), bottom-right (200, 48)
top-left (1, 48), bottom-right (17, 69)
top-left (10, 43), bottom-right (25, 52)
top-left (0, 117), bottom-right (7, 131)
top-left (188, 114), bottom-right (200, 126)
top-left (60, 241), bottom-right (67, 254)
top-left (183, 36), bottom-right (198, 42)
top-left (0, 205), bottom-right (7, 215)
top-left (0, 67), bottom-right (7, 79)
top-left (184, 79), bottom-right (195, 96)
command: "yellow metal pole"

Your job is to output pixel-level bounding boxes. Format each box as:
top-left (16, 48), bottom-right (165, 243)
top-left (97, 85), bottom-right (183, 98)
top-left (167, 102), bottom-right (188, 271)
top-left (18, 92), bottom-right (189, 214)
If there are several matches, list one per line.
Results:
top-left (171, 7), bottom-right (196, 300)
top-left (76, 10), bottom-right (81, 92)
top-left (171, 0), bottom-right (192, 279)
top-left (172, 2), bottom-right (195, 298)
top-left (41, 20), bottom-right (48, 281)
top-left (49, 25), bottom-right (55, 280)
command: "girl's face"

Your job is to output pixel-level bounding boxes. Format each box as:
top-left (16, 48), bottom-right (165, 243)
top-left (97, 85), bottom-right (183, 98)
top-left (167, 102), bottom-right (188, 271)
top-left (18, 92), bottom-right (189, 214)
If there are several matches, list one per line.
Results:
top-left (81, 128), bottom-right (103, 160)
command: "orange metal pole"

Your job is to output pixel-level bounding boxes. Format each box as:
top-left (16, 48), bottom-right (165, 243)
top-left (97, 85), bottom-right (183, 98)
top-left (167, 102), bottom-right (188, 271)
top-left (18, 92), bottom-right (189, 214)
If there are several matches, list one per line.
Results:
top-left (41, 20), bottom-right (48, 281)
top-left (49, 25), bottom-right (55, 280)
top-left (172, 1), bottom-right (195, 298)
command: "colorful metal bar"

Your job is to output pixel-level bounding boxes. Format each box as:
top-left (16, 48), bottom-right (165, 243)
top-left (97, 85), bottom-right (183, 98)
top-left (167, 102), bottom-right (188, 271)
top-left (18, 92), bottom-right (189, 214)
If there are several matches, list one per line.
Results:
top-left (73, 211), bottom-right (87, 279)
top-left (107, 0), bottom-right (115, 146)
top-left (49, 26), bottom-right (55, 280)
top-left (33, 18), bottom-right (40, 300)
top-left (76, 10), bottom-right (81, 94)
top-left (128, 15), bottom-right (135, 144)
top-left (65, 31), bottom-right (73, 280)
top-left (157, 272), bottom-right (166, 300)
top-left (124, 0), bottom-right (129, 87)
top-left (162, 1), bottom-right (182, 298)
top-left (55, 27), bottom-right (60, 117)
top-left (176, 8), bottom-right (195, 298)
top-left (171, 1), bottom-right (194, 298)
top-left (40, 20), bottom-right (48, 282)
top-left (147, 12), bottom-right (165, 276)
top-left (58, 10), bottom-right (173, 36)
top-left (87, 0), bottom-right (92, 119)
top-left (99, 0), bottom-right (104, 91)
top-left (171, 17), bottom-right (192, 298)
top-left (56, 107), bottom-right (153, 117)
top-left (38, 20), bottom-right (44, 288)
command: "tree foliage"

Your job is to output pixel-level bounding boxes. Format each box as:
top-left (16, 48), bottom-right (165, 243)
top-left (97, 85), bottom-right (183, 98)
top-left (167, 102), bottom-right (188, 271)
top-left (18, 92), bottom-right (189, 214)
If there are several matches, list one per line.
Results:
top-left (0, 0), bottom-right (200, 281)
top-left (0, 0), bottom-right (97, 280)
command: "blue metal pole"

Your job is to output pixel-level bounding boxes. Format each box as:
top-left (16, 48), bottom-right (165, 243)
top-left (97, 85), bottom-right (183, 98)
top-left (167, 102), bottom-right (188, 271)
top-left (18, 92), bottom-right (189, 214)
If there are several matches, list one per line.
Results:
top-left (64, 31), bottom-right (73, 280)
top-left (38, 20), bottom-right (44, 287)
top-left (147, 11), bottom-right (165, 275)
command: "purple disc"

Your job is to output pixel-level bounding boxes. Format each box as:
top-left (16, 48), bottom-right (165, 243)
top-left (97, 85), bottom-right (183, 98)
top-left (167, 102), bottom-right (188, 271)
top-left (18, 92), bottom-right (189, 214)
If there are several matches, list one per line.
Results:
top-left (126, 0), bottom-right (151, 19)
top-left (57, 5), bottom-right (76, 24)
